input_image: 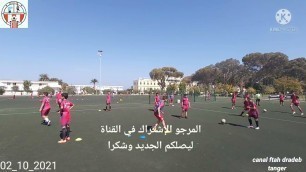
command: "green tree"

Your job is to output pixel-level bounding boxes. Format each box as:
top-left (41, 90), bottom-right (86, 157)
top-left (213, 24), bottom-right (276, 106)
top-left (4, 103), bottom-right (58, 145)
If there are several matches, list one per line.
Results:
top-left (178, 82), bottom-right (187, 94)
top-left (23, 80), bottom-right (32, 93)
top-left (66, 86), bottom-right (77, 95)
top-left (247, 87), bottom-right (256, 95)
top-left (61, 83), bottom-right (69, 91)
top-left (283, 58), bottom-right (306, 82)
top-left (0, 88), bottom-right (5, 95)
top-left (215, 58), bottom-right (244, 85)
top-left (262, 86), bottom-right (276, 94)
top-left (191, 65), bottom-right (221, 85)
top-left (12, 85), bottom-right (19, 94)
top-left (242, 52), bottom-right (289, 84)
top-left (223, 84), bottom-right (234, 94)
top-left (102, 89), bottom-right (112, 94)
top-left (37, 86), bottom-right (55, 95)
top-left (48, 77), bottom-right (68, 91)
top-left (91, 79), bottom-right (98, 90)
top-left (188, 85), bottom-right (200, 96)
top-left (39, 74), bottom-right (50, 81)
top-left (256, 53), bottom-right (288, 82)
top-left (242, 52), bottom-right (267, 73)
top-left (82, 87), bottom-right (96, 94)
top-left (166, 84), bottom-right (177, 93)
top-left (274, 77), bottom-right (303, 94)
top-left (149, 67), bottom-right (184, 91)
top-left (50, 78), bottom-right (64, 85)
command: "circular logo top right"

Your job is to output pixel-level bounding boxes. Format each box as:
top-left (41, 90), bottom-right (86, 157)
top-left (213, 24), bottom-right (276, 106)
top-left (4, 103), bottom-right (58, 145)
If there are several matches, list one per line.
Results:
top-left (275, 9), bottom-right (291, 25)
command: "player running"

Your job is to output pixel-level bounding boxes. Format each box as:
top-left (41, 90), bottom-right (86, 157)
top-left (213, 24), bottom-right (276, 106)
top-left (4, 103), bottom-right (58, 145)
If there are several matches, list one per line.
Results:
top-left (290, 92), bottom-right (303, 116)
top-left (247, 99), bottom-right (260, 130)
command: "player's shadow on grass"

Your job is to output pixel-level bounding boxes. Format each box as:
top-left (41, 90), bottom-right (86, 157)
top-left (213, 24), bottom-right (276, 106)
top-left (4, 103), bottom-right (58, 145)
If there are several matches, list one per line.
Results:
top-left (171, 115), bottom-right (182, 119)
top-left (148, 109), bottom-right (154, 111)
top-left (218, 122), bottom-right (247, 128)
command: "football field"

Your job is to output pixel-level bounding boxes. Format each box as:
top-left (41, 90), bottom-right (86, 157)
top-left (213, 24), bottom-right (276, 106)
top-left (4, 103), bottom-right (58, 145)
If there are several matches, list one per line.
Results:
top-left (0, 95), bottom-right (305, 172)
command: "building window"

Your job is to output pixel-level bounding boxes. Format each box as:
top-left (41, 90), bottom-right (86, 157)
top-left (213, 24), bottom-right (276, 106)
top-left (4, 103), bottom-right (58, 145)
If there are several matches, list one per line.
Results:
top-left (13, 83), bottom-right (16, 86)
top-left (140, 82), bottom-right (142, 85)
top-left (7, 83), bottom-right (11, 85)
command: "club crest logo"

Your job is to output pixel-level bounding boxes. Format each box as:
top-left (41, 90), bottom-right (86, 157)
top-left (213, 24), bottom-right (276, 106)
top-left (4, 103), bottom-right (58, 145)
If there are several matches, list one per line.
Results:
top-left (0, 0), bottom-right (28, 28)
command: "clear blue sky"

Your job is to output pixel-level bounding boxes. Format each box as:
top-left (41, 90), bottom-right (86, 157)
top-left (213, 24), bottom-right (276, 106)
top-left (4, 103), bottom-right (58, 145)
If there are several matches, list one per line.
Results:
top-left (1, 0), bottom-right (306, 88)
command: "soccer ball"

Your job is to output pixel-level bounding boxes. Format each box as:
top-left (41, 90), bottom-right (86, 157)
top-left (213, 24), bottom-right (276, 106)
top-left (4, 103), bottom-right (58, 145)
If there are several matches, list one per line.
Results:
top-left (221, 119), bottom-right (226, 124)
top-left (263, 109), bottom-right (267, 112)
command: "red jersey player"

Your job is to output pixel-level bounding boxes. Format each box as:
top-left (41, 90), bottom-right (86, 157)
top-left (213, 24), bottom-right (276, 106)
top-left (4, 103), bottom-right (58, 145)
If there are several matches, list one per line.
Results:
top-left (105, 91), bottom-right (112, 111)
top-left (58, 93), bottom-right (74, 143)
top-left (39, 92), bottom-right (51, 126)
top-left (279, 92), bottom-right (285, 106)
top-left (56, 90), bottom-right (62, 109)
top-left (231, 92), bottom-right (238, 109)
top-left (154, 93), bottom-right (160, 106)
top-left (240, 97), bottom-right (250, 116)
top-left (152, 96), bottom-right (171, 134)
top-left (181, 94), bottom-right (191, 119)
top-left (247, 99), bottom-right (260, 130)
top-left (290, 92), bottom-right (303, 116)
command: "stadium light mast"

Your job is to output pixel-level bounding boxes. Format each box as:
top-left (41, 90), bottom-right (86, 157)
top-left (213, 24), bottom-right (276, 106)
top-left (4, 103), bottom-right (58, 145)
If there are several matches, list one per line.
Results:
top-left (98, 50), bottom-right (103, 94)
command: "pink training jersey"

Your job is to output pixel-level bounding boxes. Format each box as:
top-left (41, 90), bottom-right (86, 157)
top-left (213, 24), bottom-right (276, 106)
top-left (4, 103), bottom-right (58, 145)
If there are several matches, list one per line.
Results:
top-left (244, 100), bottom-right (250, 110)
top-left (60, 99), bottom-right (74, 125)
top-left (42, 96), bottom-right (51, 110)
top-left (154, 100), bottom-right (165, 120)
top-left (106, 94), bottom-right (111, 104)
top-left (155, 95), bottom-right (160, 105)
top-left (279, 94), bottom-right (284, 101)
top-left (248, 102), bottom-right (259, 119)
top-left (232, 93), bottom-right (237, 99)
top-left (291, 95), bottom-right (298, 103)
top-left (61, 99), bottom-right (74, 113)
top-left (182, 97), bottom-right (189, 106)
top-left (182, 97), bottom-right (190, 111)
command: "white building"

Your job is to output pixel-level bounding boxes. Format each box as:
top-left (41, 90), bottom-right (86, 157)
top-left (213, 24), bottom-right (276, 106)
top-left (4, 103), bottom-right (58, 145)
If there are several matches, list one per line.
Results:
top-left (0, 80), bottom-right (61, 96)
top-left (133, 77), bottom-right (182, 93)
top-left (72, 85), bottom-right (124, 95)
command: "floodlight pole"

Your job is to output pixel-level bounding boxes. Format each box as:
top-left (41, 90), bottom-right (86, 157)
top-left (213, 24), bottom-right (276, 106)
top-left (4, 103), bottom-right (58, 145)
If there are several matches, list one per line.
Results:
top-left (98, 50), bottom-right (103, 95)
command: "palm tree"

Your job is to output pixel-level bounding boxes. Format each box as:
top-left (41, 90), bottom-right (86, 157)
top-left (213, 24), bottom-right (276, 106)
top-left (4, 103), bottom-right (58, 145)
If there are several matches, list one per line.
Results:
top-left (23, 80), bottom-right (32, 93)
top-left (90, 79), bottom-right (98, 90)
top-left (39, 74), bottom-right (50, 81)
